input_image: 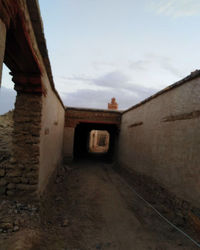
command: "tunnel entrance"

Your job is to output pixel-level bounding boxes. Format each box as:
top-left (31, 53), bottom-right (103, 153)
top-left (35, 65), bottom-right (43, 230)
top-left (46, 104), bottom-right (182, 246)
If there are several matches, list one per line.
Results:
top-left (73, 122), bottom-right (118, 162)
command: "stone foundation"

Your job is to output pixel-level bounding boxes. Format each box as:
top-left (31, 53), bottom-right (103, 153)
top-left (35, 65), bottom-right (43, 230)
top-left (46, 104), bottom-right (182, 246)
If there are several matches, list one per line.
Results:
top-left (6, 93), bottom-right (42, 197)
top-left (0, 111), bottom-right (13, 195)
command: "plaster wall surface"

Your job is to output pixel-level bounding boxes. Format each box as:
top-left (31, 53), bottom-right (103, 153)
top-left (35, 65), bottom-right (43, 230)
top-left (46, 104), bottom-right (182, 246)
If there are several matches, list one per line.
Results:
top-left (0, 19), bottom-right (6, 84)
top-left (39, 73), bottom-right (65, 194)
top-left (118, 77), bottom-right (200, 208)
top-left (63, 127), bottom-right (74, 162)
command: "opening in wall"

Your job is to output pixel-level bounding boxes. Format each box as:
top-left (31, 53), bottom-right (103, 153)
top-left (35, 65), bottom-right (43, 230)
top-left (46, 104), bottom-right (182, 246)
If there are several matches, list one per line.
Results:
top-left (89, 130), bottom-right (110, 154)
top-left (0, 64), bottom-right (16, 115)
top-left (73, 122), bottom-right (117, 162)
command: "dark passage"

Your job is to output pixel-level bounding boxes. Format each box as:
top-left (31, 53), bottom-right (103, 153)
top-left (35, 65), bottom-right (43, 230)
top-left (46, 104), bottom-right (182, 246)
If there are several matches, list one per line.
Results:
top-left (73, 122), bottom-right (118, 162)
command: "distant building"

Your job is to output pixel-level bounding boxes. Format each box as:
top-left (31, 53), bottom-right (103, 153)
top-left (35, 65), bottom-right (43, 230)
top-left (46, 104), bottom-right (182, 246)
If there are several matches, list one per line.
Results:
top-left (108, 97), bottom-right (118, 110)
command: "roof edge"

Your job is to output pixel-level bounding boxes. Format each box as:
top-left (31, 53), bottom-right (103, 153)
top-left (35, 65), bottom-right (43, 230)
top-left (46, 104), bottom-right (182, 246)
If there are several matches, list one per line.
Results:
top-left (26, 0), bottom-right (65, 109)
top-left (65, 106), bottom-right (122, 114)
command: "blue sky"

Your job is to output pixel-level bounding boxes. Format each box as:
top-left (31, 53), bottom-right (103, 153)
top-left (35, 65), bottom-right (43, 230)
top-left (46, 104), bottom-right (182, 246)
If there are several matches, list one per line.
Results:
top-left (0, 0), bottom-right (200, 113)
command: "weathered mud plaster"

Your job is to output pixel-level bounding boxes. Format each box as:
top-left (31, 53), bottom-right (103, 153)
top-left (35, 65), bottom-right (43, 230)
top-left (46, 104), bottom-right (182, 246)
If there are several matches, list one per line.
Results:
top-left (0, 19), bottom-right (6, 85)
top-left (38, 73), bottom-right (65, 195)
top-left (119, 75), bottom-right (200, 209)
top-left (64, 127), bottom-right (75, 163)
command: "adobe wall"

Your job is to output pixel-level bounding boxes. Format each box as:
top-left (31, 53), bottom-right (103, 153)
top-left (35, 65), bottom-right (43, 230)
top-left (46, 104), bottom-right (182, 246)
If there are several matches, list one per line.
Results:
top-left (63, 127), bottom-right (75, 163)
top-left (0, 0), bottom-right (65, 198)
top-left (38, 73), bottom-right (65, 195)
top-left (118, 74), bottom-right (200, 219)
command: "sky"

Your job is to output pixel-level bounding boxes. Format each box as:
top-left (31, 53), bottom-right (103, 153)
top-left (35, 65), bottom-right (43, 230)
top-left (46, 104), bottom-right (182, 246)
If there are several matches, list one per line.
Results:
top-left (0, 0), bottom-right (200, 114)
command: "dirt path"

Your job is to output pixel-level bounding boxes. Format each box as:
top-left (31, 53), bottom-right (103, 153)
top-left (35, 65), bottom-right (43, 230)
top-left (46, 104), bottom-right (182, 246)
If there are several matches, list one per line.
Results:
top-left (33, 161), bottom-right (198, 250)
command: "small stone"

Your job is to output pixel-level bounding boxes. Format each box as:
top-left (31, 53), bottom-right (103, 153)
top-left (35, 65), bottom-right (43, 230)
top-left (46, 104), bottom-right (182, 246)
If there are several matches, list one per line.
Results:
top-left (7, 183), bottom-right (16, 189)
top-left (10, 157), bottom-right (16, 164)
top-left (29, 178), bottom-right (38, 184)
top-left (7, 170), bottom-right (22, 177)
top-left (7, 190), bottom-right (15, 196)
top-left (16, 184), bottom-right (37, 191)
top-left (13, 226), bottom-right (19, 232)
top-left (16, 202), bottom-right (21, 208)
top-left (25, 172), bottom-right (38, 178)
top-left (0, 222), bottom-right (13, 230)
top-left (61, 219), bottom-right (69, 227)
top-left (55, 196), bottom-right (62, 202)
top-left (0, 186), bottom-right (6, 195)
top-left (0, 169), bottom-right (5, 177)
top-left (31, 207), bottom-right (37, 212)
top-left (21, 178), bottom-right (29, 184)
top-left (27, 204), bottom-right (32, 209)
top-left (0, 179), bottom-right (7, 186)
top-left (9, 177), bottom-right (21, 184)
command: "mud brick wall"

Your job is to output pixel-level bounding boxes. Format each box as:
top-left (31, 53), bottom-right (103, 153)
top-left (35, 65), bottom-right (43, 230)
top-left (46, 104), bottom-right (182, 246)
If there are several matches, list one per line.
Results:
top-left (38, 74), bottom-right (65, 195)
top-left (0, 0), bottom-right (66, 198)
top-left (6, 93), bottom-right (42, 197)
top-left (0, 111), bottom-right (13, 195)
top-left (0, 80), bottom-right (65, 198)
top-left (118, 74), bottom-right (200, 228)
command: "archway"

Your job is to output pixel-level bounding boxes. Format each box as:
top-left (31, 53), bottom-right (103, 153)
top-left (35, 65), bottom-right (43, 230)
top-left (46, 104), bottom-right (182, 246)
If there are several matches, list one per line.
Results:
top-left (73, 122), bottom-right (118, 162)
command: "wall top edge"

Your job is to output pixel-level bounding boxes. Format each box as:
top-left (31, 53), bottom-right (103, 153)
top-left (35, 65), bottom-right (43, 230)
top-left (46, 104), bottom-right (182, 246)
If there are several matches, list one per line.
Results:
top-left (65, 106), bottom-right (123, 114)
top-left (123, 70), bottom-right (200, 114)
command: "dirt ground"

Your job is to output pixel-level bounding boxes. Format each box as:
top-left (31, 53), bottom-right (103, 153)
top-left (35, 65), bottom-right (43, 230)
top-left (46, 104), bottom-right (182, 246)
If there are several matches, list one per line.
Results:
top-left (0, 161), bottom-right (199, 249)
top-left (26, 161), bottom-right (199, 250)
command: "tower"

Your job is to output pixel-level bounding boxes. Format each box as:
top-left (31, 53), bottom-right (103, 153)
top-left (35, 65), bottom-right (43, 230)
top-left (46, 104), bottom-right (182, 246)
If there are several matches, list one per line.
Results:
top-left (108, 97), bottom-right (118, 110)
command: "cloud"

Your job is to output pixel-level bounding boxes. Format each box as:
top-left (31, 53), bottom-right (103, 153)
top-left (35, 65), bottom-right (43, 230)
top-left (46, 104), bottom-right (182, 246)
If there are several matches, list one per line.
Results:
top-left (92, 61), bottom-right (116, 71)
top-left (93, 71), bottom-right (130, 88)
top-left (150, 0), bottom-right (200, 17)
top-left (57, 75), bottom-right (91, 82)
top-left (129, 54), bottom-right (184, 78)
top-left (0, 70), bottom-right (157, 112)
top-left (62, 86), bottom-right (156, 110)
top-left (129, 60), bottom-right (150, 71)
top-left (0, 87), bottom-right (16, 115)
top-left (60, 71), bottom-right (156, 110)
top-left (149, 54), bottom-right (184, 77)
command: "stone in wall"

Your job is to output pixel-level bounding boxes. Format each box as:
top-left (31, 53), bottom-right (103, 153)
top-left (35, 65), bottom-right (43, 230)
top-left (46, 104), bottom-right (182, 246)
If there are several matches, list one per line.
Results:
top-left (0, 111), bottom-right (13, 195)
top-left (5, 93), bottom-right (42, 197)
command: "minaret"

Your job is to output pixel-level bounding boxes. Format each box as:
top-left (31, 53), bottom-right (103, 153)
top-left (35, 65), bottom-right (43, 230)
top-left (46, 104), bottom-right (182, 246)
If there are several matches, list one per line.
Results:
top-left (108, 97), bottom-right (118, 110)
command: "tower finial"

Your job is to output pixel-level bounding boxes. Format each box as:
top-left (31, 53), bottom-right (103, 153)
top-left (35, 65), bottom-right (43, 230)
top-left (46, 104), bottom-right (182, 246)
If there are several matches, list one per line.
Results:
top-left (108, 97), bottom-right (118, 110)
